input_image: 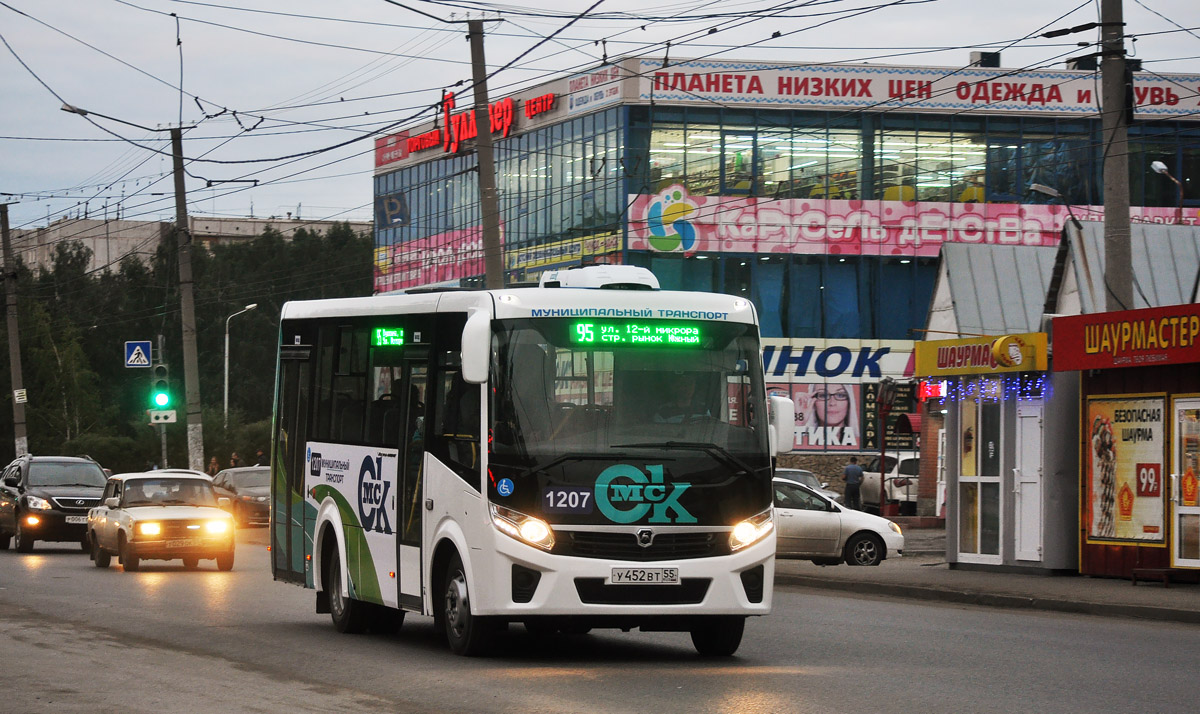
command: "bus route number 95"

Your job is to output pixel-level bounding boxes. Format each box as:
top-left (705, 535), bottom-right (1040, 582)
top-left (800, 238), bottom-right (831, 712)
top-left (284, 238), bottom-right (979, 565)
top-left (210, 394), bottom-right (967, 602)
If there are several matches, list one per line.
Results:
top-left (542, 486), bottom-right (593, 514)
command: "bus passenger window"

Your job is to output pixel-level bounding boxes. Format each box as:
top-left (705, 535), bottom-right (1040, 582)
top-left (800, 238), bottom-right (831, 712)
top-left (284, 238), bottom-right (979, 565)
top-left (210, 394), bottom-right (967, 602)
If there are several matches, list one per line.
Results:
top-left (431, 370), bottom-right (480, 487)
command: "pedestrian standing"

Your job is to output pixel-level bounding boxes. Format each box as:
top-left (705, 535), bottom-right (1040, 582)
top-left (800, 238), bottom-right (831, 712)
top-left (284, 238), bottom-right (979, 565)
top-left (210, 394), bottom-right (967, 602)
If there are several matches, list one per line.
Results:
top-left (206, 456), bottom-right (220, 477)
top-left (230, 451), bottom-right (243, 468)
top-left (254, 447), bottom-right (267, 467)
top-left (843, 456), bottom-right (864, 510)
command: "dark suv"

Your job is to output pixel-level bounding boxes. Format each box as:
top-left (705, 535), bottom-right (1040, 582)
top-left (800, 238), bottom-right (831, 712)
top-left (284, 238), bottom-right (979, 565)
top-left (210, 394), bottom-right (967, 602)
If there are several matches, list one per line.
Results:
top-left (0, 455), bottom-right (108, 552)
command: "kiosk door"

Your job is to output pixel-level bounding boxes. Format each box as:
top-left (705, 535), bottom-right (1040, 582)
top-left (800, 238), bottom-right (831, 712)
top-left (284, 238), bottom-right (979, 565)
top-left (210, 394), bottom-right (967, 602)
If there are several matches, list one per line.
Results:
top-left (1172, 398), bottom-right (1200, 570)
top-left (1014, 405), bottom-right (1044, 562)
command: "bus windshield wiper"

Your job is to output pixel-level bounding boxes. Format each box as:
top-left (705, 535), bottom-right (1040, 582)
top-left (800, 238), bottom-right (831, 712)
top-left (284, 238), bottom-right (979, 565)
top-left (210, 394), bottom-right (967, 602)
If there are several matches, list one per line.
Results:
top-left (511, 452), bottom-right (631, 482)
top-left (610, 441), bottom-right (761, 477)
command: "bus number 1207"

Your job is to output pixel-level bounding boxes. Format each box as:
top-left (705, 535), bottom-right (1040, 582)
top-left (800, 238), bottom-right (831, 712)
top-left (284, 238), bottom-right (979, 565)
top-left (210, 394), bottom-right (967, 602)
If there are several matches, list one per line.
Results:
top-left (542, 487), bottom-right (593, 514)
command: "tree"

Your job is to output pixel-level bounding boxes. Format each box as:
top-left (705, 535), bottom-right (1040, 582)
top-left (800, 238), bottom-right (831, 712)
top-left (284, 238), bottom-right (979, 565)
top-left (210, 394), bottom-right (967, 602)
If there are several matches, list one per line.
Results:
top-left (0, 221), bottom-right (373, 468)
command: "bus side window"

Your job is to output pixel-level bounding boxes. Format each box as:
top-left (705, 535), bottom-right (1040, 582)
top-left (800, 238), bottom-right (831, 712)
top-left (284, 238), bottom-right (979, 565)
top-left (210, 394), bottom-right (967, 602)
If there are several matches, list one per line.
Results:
top-left (431, 370), bottom-right (480, 488)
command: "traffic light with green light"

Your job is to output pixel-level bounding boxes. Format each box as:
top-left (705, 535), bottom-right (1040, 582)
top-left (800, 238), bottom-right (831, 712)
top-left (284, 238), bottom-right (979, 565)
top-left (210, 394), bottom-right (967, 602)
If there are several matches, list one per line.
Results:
top-left (151, 363), bottom-right (170, 408)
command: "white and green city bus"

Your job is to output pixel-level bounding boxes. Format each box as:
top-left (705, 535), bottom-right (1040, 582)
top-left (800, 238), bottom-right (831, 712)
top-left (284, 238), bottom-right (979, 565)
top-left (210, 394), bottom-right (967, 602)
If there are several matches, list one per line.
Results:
top-left (269, 266), bottom-right (794, 656)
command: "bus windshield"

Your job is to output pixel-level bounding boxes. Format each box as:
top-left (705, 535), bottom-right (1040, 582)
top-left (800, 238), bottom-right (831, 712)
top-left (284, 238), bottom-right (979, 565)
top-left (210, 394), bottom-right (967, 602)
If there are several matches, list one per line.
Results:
top-left (489, 318), bottom-right (770, 524)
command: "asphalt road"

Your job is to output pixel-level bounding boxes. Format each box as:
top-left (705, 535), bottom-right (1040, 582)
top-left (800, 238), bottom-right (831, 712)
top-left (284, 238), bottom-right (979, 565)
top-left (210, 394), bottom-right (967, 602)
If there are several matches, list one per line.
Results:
top-left (1, 531), bottom-right (1197, 714)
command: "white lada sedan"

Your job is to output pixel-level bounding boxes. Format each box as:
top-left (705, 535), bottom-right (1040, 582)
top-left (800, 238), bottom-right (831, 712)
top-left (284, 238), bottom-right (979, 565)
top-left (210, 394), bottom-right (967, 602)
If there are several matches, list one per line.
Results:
top-left (87, 472), bottom-right (235, 572)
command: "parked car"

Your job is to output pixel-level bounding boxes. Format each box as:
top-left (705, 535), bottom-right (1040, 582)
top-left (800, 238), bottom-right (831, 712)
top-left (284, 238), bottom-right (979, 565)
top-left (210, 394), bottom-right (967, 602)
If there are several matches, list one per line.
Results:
top-left (775, 467), bottom-right (842, 503)
top-left (211, 466), bottom-right (270, 526)
top-left (87, 472), bottom-right (235, 571)
top-left (773, 477), bottom-right (904, 566)
top-left (860, 453), bottom-right (920, 514)
top-left (0, 455), bottom-right (108, 552)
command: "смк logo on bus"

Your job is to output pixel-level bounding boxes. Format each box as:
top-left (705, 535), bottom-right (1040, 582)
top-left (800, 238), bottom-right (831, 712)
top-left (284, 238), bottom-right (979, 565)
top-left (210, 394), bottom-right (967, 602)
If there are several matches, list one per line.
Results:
top-left (358, 455), bottom-right (392, 534)
top-left (594, 464), bottom-right (696, 524)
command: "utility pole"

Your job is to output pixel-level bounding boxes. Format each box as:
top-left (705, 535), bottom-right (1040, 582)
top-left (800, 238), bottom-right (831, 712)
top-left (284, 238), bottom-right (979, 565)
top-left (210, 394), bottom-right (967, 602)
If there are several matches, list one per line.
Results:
top-left (467, 19), bottom-right (505, 289)
top-left (1, 204), bottom-right (28, 457)
top-left (171, 127), bottom-right (205, 470)
top-left (157, 333), bottom-right (168, 469)
top-left (1101, 0), bottom-right (1132, 311)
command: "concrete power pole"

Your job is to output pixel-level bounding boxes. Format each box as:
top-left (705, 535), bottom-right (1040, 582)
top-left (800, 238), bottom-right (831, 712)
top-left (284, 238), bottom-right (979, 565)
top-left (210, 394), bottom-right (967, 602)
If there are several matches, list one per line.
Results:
top-left (467, 19), bottom-right (505, 290)
top-left (0, 204), bottom-right (28, 457)
top-left (170, 127), bottom-right (205, 470)
top-left (1101, 0), bottom-right (1133, 311)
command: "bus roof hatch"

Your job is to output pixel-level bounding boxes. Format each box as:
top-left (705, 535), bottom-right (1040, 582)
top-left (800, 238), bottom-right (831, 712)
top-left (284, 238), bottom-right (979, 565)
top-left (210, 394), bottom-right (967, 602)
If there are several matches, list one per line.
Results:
top-left (538, 265), bottom-right (659, 290)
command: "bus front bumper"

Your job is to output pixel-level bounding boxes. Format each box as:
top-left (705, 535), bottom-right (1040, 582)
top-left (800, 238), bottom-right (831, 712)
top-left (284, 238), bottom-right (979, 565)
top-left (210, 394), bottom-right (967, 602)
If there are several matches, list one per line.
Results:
top-left (473, 529), bottom-right (776, 618)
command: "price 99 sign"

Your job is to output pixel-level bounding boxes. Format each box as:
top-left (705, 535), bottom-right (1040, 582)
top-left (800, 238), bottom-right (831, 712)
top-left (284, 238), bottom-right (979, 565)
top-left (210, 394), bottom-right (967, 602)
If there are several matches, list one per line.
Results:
top-left (1136, 463), bottom-right (1162, 498)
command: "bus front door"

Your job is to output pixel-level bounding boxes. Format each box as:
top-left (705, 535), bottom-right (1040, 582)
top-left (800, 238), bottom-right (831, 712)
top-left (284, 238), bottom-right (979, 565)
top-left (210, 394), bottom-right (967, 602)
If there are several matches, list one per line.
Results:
top-left (273, 347), bottom-right (311, 585)
top-left (397, 361), bottom-right (428, 609)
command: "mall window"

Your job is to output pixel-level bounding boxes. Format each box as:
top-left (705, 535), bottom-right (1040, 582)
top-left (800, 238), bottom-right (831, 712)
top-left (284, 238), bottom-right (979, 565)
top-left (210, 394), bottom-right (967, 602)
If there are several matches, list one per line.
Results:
top-left (633, 253), bottom-right (934, 340)
top-left (874, 119), bottom-right (990, 203)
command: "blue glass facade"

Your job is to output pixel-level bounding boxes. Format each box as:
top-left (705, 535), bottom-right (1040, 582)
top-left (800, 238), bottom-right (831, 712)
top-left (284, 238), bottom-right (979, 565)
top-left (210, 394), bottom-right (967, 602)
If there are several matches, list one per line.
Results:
top-left (375, 101), bottom-right (1200, 340)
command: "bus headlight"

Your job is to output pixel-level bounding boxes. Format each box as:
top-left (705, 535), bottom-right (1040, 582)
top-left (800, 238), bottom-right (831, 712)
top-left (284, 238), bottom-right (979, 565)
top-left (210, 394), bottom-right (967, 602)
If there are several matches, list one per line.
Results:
top-left (490, 504), bottom-right (555, 551)
top-left (730, 509), bottom-right (773, 551)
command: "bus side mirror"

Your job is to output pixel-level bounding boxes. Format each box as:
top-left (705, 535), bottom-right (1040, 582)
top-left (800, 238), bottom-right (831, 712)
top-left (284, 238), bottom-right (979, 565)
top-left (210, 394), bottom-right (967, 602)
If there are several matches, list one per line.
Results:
top-left (769, 395), bottom-right (795, 456)
top-left (461, 309), bottom-right (491, 384)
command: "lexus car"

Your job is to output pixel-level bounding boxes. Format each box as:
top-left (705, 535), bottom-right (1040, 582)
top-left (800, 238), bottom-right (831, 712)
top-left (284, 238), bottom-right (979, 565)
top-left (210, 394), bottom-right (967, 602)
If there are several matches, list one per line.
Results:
top-left (0, 455), bottom-right (108, 552)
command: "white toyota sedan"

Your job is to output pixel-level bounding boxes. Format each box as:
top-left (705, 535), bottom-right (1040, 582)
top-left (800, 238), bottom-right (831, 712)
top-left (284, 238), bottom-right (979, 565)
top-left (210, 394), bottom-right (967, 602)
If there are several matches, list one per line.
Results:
top-left (773, 477), bottom-right (904, 566)
top-left (87, 472), bottom-right (235, 572)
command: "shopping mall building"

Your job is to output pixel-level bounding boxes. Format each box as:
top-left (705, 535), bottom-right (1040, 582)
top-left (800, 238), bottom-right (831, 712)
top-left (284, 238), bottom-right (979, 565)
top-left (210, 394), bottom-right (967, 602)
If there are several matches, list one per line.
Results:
top-left (372, 56), bottom-right (1200, 462)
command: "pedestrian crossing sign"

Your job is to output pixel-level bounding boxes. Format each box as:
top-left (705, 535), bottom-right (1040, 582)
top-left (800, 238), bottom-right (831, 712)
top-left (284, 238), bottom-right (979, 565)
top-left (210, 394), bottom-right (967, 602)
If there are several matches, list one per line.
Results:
top-left (125, 341), bottom-right (152, 368)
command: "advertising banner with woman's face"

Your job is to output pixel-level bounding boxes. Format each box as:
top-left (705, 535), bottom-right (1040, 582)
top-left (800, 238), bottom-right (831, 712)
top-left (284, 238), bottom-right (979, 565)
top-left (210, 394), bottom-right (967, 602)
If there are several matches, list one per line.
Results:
top-left (763, 338), bottom-right (912, 453)
top-left (1086, 395), bottom-right (1166, 544)
top-left (790, 383), bottom-right (862, 451)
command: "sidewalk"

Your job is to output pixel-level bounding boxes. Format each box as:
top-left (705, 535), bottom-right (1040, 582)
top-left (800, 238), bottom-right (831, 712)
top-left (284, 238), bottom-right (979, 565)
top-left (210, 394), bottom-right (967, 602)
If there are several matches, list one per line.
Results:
top-left (774, 528), bottom-right (1200, 624)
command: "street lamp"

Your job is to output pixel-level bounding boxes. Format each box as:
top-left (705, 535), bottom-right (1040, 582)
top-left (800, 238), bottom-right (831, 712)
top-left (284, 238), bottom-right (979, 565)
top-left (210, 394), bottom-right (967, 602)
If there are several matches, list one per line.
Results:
top-left (60, 103), bottom-right (161, 133)
top-left (224, 303), bottom-right (258, 429)
top-left (1031, 181), bottom-right (1100, 309)
top-left (876, 377), bottom-right (898, 516)
top-left (1030, 183), bottom-right (1084, 231)
top-left (1150, 161), bottom-right (1184, 225)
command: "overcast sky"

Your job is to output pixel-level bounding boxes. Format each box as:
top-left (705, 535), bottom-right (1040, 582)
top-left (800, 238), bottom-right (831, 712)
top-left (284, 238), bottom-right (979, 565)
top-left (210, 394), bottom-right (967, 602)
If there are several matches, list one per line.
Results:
top-left (2, 0), bottom-right (1197, 233)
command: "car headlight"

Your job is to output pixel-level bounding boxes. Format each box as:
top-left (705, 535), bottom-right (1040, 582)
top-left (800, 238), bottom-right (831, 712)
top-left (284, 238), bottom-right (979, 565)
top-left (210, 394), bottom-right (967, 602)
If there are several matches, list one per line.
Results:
top-left (26, 496), bottom-right (52, 510)
top-left (205, 520), bottom-right (230, 534)
top-left (888, 521), bottom-right (902, 535)
top-left (238, 495), bottom-right (254, 501)
top-left (730, 509), bottom-right (773, 551)
top-left (490, 504), bottom-right (554, 551)
top-left (138, 522), bottom-right (162, 536)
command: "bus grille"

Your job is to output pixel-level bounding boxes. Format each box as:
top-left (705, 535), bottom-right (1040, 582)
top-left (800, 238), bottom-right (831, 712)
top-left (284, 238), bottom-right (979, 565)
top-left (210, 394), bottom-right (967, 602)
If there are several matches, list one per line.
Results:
top-left (556, 531), bottom-right (728, 561)
top-left (574, 578), bottom-right (711, 605)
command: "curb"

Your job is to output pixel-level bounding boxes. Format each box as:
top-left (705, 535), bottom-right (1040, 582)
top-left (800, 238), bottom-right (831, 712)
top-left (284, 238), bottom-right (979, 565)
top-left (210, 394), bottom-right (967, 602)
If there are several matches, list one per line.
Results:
top-left (774, 573), bottom-right (1200, 625)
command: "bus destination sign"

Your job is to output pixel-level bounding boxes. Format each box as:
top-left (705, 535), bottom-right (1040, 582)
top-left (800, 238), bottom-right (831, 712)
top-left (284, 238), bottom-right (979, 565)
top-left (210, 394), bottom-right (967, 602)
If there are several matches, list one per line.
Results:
top-left (372, 327), bottom-right (405, 347)
top-left (571, 321), bottom-right (701, 347)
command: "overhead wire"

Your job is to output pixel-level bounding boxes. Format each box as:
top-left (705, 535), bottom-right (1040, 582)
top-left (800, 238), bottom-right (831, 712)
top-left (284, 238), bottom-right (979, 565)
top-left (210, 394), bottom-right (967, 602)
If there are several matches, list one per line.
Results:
top-left (9, 0), bottom-right (1200, 246)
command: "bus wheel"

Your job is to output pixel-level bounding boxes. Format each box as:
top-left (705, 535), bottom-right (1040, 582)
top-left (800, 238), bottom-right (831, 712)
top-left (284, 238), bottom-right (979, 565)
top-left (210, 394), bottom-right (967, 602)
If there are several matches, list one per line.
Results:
top-left (327, 546), bottom-right (366, 634)
top-left (443, 553), bottom-right (495, 656)
top-left (690, 616), bottom-right (745, 657)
